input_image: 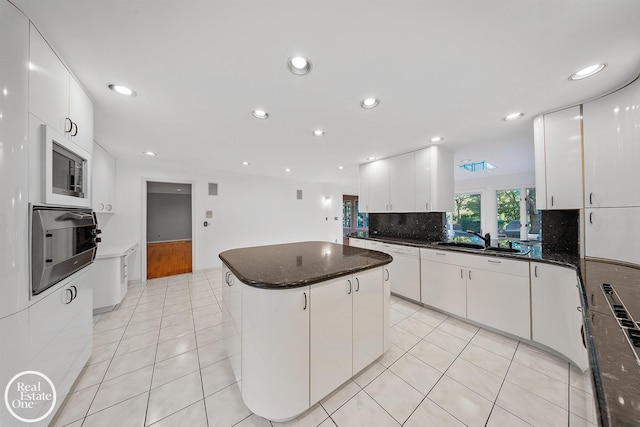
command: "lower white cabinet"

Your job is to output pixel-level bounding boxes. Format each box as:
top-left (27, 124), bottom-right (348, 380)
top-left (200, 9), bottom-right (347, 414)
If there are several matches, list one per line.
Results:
top-left (242, 285), bottom-right (310, 422)
top-left (531, 262), bottom-right (587, 370)
top-left (367, 241), bottom-right (420, 302)
top-left (465, 256), bottom-right (531, 340)
top-left (222, 266), bottom-right (241, 385)
top-left (92, 250), bottom-right (132, 312)
top-left (349, 237), bottom-right (367, 248)
top-left (420, 249), bottom-right (477, 318)
top-left (585, 207), bottom-right (640, 266)
top-left (28, 266), bottom-right (92, 424)
top-left (310, 268), bottom-right (383, 404)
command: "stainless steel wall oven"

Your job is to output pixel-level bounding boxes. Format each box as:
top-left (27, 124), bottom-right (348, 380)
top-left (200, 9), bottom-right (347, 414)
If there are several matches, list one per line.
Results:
top-left (31, 205), bottom-right (101, 296)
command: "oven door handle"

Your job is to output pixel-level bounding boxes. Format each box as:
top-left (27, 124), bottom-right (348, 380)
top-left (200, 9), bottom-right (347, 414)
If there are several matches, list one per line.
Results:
top-left (58, 212), bottom-right (93, 221)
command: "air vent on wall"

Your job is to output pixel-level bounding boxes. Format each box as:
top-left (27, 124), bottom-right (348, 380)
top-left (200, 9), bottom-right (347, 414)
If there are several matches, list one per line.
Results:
top-left (209, 183), bottom-right (218, 196)
top-left (297, 190), bottom-right (303, 200)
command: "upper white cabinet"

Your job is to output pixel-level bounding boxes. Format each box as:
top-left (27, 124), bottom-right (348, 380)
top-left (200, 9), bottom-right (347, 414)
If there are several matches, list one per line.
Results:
top-left (585, 207), bottom-right (640, 265)
top-left (531, 262), bottom-right (587, 370)
top-left (415, 146), bottom-right (454, 213)
top-left (28, 24), bottom-right (93, 154)
top-left (533, 106), bottom-right (583, 210)
top-left (583, 78), bottom-right (640, 208)
top-left (359, 146), bottom-right (453, 213)
top-left (92, 142), bottom-right (116, 213)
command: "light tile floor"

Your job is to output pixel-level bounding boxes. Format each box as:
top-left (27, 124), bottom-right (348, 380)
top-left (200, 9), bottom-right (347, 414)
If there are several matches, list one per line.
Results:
top-left (52, 268), bottom-right (598, 427)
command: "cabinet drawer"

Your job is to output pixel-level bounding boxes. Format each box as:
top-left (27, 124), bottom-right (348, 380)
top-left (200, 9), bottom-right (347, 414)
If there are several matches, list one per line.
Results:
top-left (420, 248), bottom-right (476, 266)
top-left (465, 254), bottom-right (529, 277)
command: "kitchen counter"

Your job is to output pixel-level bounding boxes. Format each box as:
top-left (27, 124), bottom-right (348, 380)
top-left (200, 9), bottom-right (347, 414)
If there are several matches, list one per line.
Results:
top-left (349, 232), bottom-right (640, 427)
top-left (218, 241), bottom-right (392, 289)
top-left (95, 241), bottom-right (138, 259)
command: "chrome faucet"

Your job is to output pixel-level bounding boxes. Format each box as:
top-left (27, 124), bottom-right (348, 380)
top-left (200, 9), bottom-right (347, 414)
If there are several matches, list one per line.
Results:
top-left (466, 230), bottom-right (491, 248)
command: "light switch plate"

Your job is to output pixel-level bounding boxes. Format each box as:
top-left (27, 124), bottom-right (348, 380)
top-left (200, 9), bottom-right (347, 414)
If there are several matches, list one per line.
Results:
top-left (206, 210), bottom-right (213, 218)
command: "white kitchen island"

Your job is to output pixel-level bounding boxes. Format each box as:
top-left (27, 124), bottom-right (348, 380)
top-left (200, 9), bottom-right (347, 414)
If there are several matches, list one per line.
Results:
top-left (219, 241), bottom-right (392, 422)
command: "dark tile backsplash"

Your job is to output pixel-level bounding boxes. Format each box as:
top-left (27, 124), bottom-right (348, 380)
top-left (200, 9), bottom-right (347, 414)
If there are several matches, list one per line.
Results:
top-left (369, 212), bottom-right (446, 241)
top-left (541, 209), bottom-right (580, 254)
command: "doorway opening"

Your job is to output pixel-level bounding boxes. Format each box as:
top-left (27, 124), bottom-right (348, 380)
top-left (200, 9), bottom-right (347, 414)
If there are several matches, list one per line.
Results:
top-left (342, 195), bottom-right (368, 244)
top-left (146, 181), bottom-right (193, 279)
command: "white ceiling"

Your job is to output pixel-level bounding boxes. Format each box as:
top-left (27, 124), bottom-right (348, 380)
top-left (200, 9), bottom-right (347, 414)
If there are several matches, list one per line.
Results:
top-left (11, 0), bottom-right (640, 186)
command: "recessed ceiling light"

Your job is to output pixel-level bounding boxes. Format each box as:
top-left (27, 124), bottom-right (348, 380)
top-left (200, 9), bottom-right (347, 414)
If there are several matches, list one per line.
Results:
top-left (143, 151), bottom-right (157, 156)
top-left (503, 112), bottom-right (524, 121)
top-left (177, 188), bottom-right (182, 192)
top-left (361, 97), bottom-right (380, 109)
top-left (284, 168), bottom-right (291, 172)
top-left (431, 136), bottom-right (444, 143)
top-left (241, 161), bottom-right (250, 166)
top-left (569, 63), bottom-right (606, 81)
top-left (252, 109), bottom-right (269, 119)
top-left (108, 84), bottom-right (136, 97)
top-left (367, 156), bottom-right (376, 161)
top-left (287, 56), bottom-right (312, 75)
top-left (337, 166), bottom-right (344, 170)
top-left (312, 129), bottom-right (325, 137)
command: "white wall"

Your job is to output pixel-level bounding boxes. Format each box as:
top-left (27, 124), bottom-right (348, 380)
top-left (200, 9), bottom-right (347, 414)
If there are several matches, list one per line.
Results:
top-left (454, 171), bottom-right (536, 239)
top-left (99, 160), bottom-right (345, 281)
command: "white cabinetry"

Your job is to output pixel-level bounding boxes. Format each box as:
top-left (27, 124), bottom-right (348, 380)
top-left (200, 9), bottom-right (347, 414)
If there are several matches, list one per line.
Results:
top-left (585, 207), bottom-right (640, 265)
top-left (531, 262), bottom-right (587, 370)
top-left (92, 142), bottom-right (116, 213)
top-left (583, 78), bottom-right (640, 208)
top-left (533, 106), bottom-right (583, 210)
top-left (92, 244), bottom-right (137, 312)
top-left (465, 256), bottom-right (531, 340)
top-left (415, 146), bottom-right (454, 212)
top-left (0, 0), bottom-right (29, 318)
top-left (420, 249), bottom-right (473, 318)
top-left (310, 268), bottom-right (383, 404)
top-left (0, 310), bottom-right (29, 427)
top-left (359, 146), bottom-right (453, 213)
top-left (348, 237), bottom-right (367, 248)
top-left (28, 267), bottom-right (92, 423)
top-left (242, 285), bottom-right (310, 421)
top-left (374, 242), bottom-right (420, 302)
top-left (28, 24), bottom-right (93, 154)
top-left (222, 267), bottom-right (241, 385)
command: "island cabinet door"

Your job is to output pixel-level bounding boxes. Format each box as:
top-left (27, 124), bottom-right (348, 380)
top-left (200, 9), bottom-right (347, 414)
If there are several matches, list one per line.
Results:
top-left (310, 276), bottom-right (353, 404)
top-left (353, 267), bottom-right (384, 374)
top-left (241, 285), bottom-right (310, 422)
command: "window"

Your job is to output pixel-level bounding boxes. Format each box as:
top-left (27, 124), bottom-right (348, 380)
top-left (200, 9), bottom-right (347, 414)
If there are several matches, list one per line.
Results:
top-left (356, 201), bottom-right (368, 229)
top-left (447, 193), bottom-right (482, 243)
top-left (526, 188), bottom-right (541, 241)
top-left (496, 187), bottom-right (542, 244)
top-left (342, 200), bottom-right (352, 228)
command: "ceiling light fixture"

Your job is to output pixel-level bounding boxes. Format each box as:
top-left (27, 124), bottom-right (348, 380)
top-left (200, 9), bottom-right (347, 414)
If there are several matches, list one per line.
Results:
top-left (367, 157), bottom-right (376, 161)
top-left (287, 56), bottom-right (312, 75)
top-left (431, 136), bottom-right (444, 143)
top-left (143, 151), bottom-right (157, 156)
top-left (312, 129), bottom-right (325, 137)
top-left (361, 97), bottom-right (380, 109)
top-left (569, 63), bottom-right (606, 81)
top-left (108, 84), bottom-right (136, 97)
top-left (241, 161), bottom-right (250, 166)
top-left (503, 112), bottom-right (524, 121)
top-left (337, 166), bottom-right (344, 170)
top-left (284, 168), bottom-right (291, 172)
top-left (252, 109), bottom-right (269, 119)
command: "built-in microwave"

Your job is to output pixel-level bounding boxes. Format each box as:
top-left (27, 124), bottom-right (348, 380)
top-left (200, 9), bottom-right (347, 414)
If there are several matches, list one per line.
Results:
top-left (44, 125), bottom-right (91, 208)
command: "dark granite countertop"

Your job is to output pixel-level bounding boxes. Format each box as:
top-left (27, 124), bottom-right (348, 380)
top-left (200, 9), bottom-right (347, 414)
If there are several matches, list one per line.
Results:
top-left (219, 241), bottom-right (392, 289)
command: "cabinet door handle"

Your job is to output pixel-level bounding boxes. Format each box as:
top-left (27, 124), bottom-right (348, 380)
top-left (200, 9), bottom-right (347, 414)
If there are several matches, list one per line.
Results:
top-left (71, 285), bottom-right (78, 301)
top-left (425, 202), bottom-right (429, 210)
top-left (65, 117), bottom-right (73, 133)
top-left (460, 269), bottom-right (464, 279)
top-left (487, 259), bottom-right (501, 264)
top-left (534, 265), bottom-right (538, 277)
top-left (303, 292), bottom-right (307, 310)
top-left (65, 288), bottom-right (74, 304)
top-left (576, 306), bottom-right (582, 312)
top-left (551, 196), bottom-right (554, 207)
top-left (589, 212), bottom-right (593, 224)
top-left (589, 192), bottom-right (593, 205)
top-left (468, 270), bottom-right (472, 280)
top-left (435, 252), bottom-right (447, 256)
top-left (71, 121), bottom-right (78, 137)
top-left (384, 268), bottom-right (390, 282)
top-left (347, 279), bottom-right (352, 295)
top-left (355, 277), bottom-right (360, 292)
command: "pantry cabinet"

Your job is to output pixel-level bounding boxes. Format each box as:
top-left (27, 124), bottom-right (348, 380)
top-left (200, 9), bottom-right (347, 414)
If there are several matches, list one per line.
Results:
top-left (531, 262), bottom-right (587, 370)
top-left (533, 106), bottom-right (583, 210)
top-left (92, 142), bottom-right (116, 213)
top-left (28, 23), bottom-right (93, 154)
top-left (583, 78), bottom-right (640, 208)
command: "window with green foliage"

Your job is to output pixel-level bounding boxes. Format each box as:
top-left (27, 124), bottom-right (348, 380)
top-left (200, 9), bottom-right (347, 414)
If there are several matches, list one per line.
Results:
top-left (496, 189), bottom-right (521, 242)
top-left (447, 193), bottom-right (482, 242)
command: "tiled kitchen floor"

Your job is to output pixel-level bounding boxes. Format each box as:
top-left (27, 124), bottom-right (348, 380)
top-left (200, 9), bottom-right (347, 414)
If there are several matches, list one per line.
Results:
top-left (51, 268), bottom-right (597, 427)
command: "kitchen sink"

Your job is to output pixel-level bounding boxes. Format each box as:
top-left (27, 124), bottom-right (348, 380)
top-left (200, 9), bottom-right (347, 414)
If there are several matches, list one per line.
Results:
top-left (433, 241), bottom-right (485, 250)
top-left (483, 246), bottom-right (530, 255)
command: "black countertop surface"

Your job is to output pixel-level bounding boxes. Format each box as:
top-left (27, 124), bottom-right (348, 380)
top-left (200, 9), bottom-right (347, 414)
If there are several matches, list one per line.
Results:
top-left (219, 241), bottom-right (392, 289)
top-left (349, 232), bottom-right (640, 427)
